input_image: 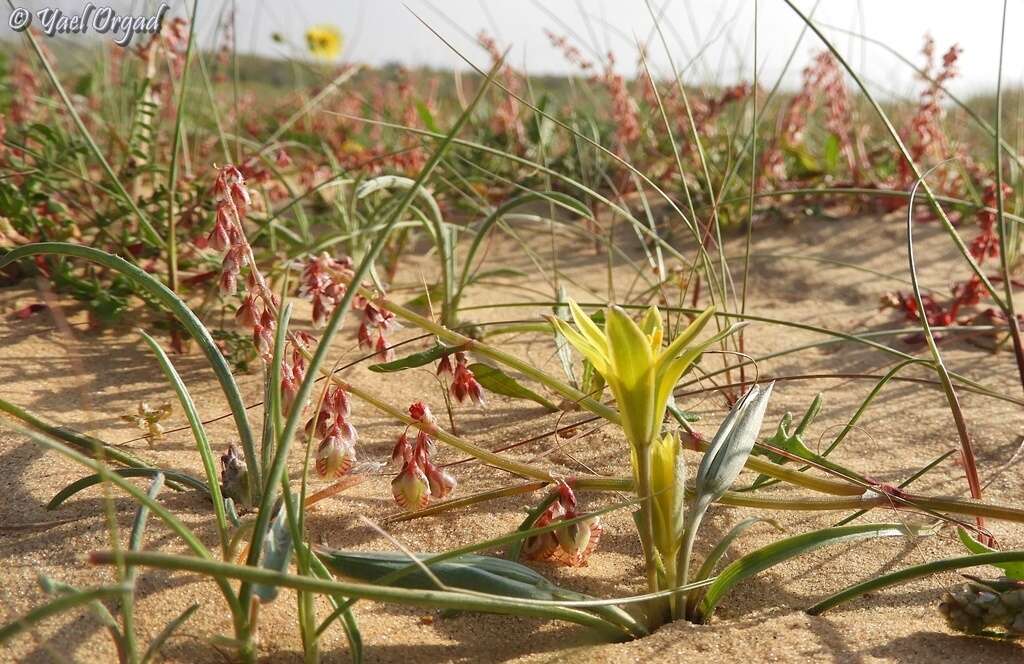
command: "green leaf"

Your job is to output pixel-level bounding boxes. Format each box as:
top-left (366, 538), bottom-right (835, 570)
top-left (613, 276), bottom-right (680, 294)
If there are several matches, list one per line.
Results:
top-left (100, 549), bottom-right (626, 638)
top-left (316, 550), bottom-right (568, 600)
top-left (369, 344), bottom-right (453, 373)
top-left (47, 468), bottom-right (209, 510)
top-left (697, 523), bottom-right (916, 622)
top-left (38, 576), bottom-right (122, 644)
top-left (468, 363), bottom-right (558, 411)
top-left (693, 517), bottom-right (782, 584)
top-left (308, 550), bottom-right (363, 662)
top-left (467, 268), bottom-right (529, 282)
top-left (957, 527), bottom-right (1024, 580)
top-left (0, 397), bottom-right (153, 471)
top-left (415, 100), bottom-right (439, 133)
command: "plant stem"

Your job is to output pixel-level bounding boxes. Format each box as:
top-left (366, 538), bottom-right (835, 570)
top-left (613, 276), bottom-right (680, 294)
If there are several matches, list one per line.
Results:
top-left (379, 294), bottom-right (619, 421)
top-left (633, 443), bottom-right (663, 628)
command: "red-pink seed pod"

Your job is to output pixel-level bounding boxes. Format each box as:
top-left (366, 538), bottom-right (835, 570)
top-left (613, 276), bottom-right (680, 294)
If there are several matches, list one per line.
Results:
top-left (235, 297), bottom-right (259, 328)
top-left (357, 322), bottom-right (372, 349)
top-left (305, 410), bottom-right (331, 438)
top-left (330, 386), bottom-right (351, 419)
top-left (363, 302), bottom-right (383, 325)
top-left (424, 461), bottom-right (457, 500)
top-left (253, 324), bottom-right (272, 358)
top-left (335, 420), bottom-right (358, 444)
top-left (316, 434), bottom-right (355, 478)
top-left (392, 432), bottom-right (411, 463)
top-left (374, 334), bottom-right (393, 361)
top-left (450, 380), bottom-right (467, 404)
top-left (408, 401), bottom-right (435, 425)
top-left (219, 269), bottom-right (238, 296)
top-left (552, 516), bottom-right (602, 567)
top-left (466, 378), bottom-right (485, 405)
top-left (436, 354), bottom-right (453, 377)
top-left (392, 461), bottom-right (431, 510)
top-left (209, 220), bottom-right (230, 252)
top-left (230, 181), bottom-right (251, 209)
top-left (311, 296), bottom-right (328, 328)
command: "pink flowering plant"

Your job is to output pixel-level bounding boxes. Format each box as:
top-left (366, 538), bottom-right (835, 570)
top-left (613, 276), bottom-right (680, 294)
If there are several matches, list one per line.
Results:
top-left (5, 4), bottom-right (1024, 663)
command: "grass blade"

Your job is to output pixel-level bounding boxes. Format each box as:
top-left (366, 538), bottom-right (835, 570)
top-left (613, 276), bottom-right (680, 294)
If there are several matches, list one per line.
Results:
top-left (696, 523), bottom-right (917, 622)
top-left (139, 330), bottom-right (230, 557)
top-left (808, 550), bottom-right (1024, 615)
top-left (47, 468), bottom-right (209, 511)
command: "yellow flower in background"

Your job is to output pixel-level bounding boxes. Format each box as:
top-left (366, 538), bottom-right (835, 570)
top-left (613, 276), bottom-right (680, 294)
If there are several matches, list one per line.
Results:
top-left (306, 25), bottom-right (342, 59)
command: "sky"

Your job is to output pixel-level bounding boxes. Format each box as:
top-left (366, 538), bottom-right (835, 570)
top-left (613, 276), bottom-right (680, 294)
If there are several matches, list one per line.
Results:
top-left (7, 1), bottom-right (1023, 97)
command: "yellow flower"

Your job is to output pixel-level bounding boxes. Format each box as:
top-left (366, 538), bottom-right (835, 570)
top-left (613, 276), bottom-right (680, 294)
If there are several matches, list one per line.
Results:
top-left (306, 25), bottom-right (343, 60)
top-left (550, 300), bottom-right (739, 451)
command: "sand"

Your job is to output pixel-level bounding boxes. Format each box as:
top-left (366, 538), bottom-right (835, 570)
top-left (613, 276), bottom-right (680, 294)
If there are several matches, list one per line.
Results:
top-left (1, 213), bottom-right (1023, 663)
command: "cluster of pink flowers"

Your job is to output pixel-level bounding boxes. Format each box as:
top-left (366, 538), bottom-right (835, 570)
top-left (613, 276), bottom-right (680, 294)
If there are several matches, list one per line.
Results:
top-left (309, 385), bottom-right (358, 479)
top-left (971, 182), bottom-right (1013, 264)
top-left (390, 402), bottom-right (457, 510)
top-left (545, 33), bottom-right (637, 156)
top-left (601, 52), bottom-right (640, 155)
top-left (300, 252), bottom-right (355, 328)
top-left (896, 36), bottom-right (963, 195)
top-left (882, 182), bottom-right (1009, 338)
top-left (297, 252), bottom-right (398, 360)
top-left (356, 298), bottom-right (398, 361)
top-left (207, 165), bottom-right (281, 360)
top-left (762, 51), bottom-right (859, 185)
top-left (545, 30), bottom-right (593, 72)
top-left (478, 31), bottom-right (525, 146)
top-left (522, 481), bottom-right (601, 567)
top-left (438, 351), bottom-right (484, 405)
top-left (9, 45), bottom-right (42, 125)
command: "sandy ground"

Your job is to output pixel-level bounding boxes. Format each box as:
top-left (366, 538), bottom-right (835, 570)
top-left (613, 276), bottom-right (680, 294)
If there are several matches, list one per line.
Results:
top-left (1, 212), bottom-right (1023, 663)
